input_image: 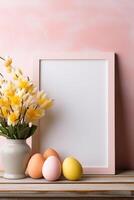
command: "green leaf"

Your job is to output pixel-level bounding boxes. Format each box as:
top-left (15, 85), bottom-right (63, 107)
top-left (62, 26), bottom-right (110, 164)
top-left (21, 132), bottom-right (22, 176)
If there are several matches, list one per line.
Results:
top-left (29, 125), bottom-right (37, 138)
top-left (13, 134), bottom-right (17, 139)
top-left (0, 126), bottom-right (9, 137)
top-left (7, 125), bottom-right (15, 138)
top-left (0, 131), bottom-right (10, 138)
top-left (0, 123), bottom-right (37, 139)
top-left (24, 125), bottom-right (37, 139)
top-left (0, 120), bottom-right (7, 127)
top-left (18, 127), bottom-right (30, 139)
top-left (16, 126), bottom-right (21, 139)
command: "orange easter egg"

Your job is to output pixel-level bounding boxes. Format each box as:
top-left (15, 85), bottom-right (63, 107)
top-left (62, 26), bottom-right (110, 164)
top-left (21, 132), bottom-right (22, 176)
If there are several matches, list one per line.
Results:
top-left (27, 153), bottom-right (44, 179)
top-left (43, 148), bottom-right (61, 161)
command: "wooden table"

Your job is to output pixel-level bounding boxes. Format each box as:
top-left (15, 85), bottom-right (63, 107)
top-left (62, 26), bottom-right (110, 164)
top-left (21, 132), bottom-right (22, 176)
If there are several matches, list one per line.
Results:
top-left (0, 171), bottom-right (134, 199)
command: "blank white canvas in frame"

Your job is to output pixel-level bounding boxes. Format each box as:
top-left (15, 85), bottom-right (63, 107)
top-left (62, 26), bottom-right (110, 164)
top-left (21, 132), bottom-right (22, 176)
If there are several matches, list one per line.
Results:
top-left (38, 55), bottom-right (115, 174)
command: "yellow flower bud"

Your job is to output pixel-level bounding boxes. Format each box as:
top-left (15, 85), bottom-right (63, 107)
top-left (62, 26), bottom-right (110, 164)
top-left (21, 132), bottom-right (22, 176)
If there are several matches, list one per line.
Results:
top-left (4, 57), bottom-right (12, 67)
top-left (6, 66), bottom-right (12, 73)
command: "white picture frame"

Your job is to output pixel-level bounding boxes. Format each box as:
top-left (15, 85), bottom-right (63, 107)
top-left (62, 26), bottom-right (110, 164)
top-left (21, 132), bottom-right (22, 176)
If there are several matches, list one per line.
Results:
top-left (33, 52), bottom-right (115, 174)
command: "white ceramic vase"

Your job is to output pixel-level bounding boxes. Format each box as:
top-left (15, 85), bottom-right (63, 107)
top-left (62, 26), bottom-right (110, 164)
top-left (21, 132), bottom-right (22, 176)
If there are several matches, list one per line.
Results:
top-left (1, 139), bottom-right (31, 179)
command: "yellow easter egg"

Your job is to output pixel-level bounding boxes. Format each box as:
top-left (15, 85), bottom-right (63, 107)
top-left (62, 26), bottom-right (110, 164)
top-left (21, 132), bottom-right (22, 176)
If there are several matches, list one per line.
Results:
top-left (62, 157), bottom-right (83, 181)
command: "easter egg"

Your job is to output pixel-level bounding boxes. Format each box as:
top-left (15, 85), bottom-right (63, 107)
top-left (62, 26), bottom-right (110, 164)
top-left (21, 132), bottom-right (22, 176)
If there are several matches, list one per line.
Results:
top-left (43, 148), bottom-right (61, 161)
top-left (62, 157), bottom-right (83, 181)
top-left (42, 156), bottom-right (61, 181)
top-left (27, 153), bottom-right (44, 179)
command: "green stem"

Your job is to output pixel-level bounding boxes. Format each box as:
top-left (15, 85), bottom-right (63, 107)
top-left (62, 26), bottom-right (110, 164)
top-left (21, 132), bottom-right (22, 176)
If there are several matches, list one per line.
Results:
top-left (0, 57), bottom-right (5, 78)
top-left (22, 107), bottom-right (28, 123)
top-left (10, 105), bottom-right (14, 112)
top-left (0, 131), bottom-right (10, 138)
top-left (0, 57), bottom-right (5, 61)
top-left (17, 100), bottom-right (23, 125)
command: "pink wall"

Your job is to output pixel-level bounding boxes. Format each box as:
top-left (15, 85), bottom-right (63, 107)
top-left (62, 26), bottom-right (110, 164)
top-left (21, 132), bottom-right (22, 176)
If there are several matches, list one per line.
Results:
top-left (0, 0), bottom-right (133, 169)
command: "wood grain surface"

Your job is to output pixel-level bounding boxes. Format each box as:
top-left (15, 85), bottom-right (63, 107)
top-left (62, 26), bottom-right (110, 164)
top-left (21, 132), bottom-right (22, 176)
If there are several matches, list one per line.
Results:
top-left (0, 170), bottom-right (134, 198)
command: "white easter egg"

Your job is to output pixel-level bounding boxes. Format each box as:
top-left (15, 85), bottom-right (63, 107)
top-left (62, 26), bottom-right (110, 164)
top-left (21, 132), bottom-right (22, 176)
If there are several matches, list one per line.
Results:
top-left (42, 156), bottom-right (61, 181)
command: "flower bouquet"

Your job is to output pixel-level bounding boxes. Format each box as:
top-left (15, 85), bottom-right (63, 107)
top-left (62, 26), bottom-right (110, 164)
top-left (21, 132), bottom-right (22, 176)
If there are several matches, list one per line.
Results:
top-left (0, 56), bottom-right (53, 179)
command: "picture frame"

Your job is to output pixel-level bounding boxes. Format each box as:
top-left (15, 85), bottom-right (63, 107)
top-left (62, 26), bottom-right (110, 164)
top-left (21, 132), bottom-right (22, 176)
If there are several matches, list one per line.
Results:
top-left (33, 52), bottom-right (115, 174)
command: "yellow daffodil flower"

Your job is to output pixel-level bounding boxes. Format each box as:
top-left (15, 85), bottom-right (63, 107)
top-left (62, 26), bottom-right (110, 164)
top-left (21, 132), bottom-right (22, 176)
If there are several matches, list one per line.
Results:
top-left (25, 107), bottom-right (44, 123)
top-left (37, 94), bottom-right (53, 109)
top-left (7, 111), bottom-right (19, 126)
top-left (0, 98), bottom-right (4, 106)
top-left (36, 91), bottom-right (46, 105)
top-left (10, 95), bottom-right (21, 107)
top-left (3, 82), bottom-right (15, 97)
top-left (5, 88), bottom-right (15, 97)
top-left (4, 98), bottom-right (11, 108)
top-left (1, 107), bottom-right (9, 118)
top-left (37, 95), bottom-right (46, 106)
top-left (18, 78), bottom-right (30, 90)
top-left (0, 56), bottom-right (53, 133)
top-left (0, 97), bottom-right (10, 108)
top-left (42, 98), bottom-right (53, 109)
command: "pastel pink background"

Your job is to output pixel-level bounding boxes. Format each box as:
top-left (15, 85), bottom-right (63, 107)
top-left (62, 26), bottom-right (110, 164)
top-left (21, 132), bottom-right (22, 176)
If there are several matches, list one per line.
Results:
top-left (0, 0), bottom-right (133, 170)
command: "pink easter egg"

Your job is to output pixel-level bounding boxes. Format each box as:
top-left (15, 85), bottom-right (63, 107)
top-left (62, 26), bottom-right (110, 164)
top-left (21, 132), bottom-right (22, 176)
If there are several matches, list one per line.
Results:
top-left (42, 156), bottom-right (61, 181)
